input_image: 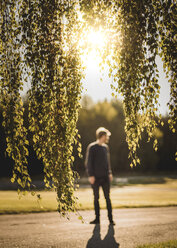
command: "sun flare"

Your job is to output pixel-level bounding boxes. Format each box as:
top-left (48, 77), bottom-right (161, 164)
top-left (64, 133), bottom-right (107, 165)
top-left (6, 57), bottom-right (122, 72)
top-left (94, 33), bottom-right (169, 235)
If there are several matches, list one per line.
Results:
top-left (87, 29), bottom-right (106, 49)
top-left (79, 28), bottom-right (107, 69)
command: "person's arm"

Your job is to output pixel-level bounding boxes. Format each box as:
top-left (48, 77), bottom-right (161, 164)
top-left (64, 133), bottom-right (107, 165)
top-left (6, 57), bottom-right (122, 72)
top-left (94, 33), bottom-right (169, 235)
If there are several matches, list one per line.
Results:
top-left (106, 145), bottom-right (112, 175)
top-left (85, 145), bottom-right (94, 177)
top-left (106, 145), bottom-right (113, 182)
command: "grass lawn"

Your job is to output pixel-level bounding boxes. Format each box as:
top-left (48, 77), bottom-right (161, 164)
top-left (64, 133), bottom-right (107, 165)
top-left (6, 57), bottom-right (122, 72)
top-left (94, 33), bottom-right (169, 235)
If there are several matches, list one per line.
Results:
top-left (137, 240), bottom-right (177, 248)
top-left (0, 177), bottom-right (177, 214)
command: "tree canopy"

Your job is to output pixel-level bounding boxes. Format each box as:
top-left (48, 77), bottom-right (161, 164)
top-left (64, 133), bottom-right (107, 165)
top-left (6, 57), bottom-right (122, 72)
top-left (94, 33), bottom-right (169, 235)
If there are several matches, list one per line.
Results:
top-left (0, 0), bottom-right (176, 216)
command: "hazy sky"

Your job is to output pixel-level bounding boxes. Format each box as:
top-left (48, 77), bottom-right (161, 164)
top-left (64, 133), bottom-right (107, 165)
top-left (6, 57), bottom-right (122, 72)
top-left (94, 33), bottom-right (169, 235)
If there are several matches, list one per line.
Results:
top-left (81, 55), bottom-right (170, 116)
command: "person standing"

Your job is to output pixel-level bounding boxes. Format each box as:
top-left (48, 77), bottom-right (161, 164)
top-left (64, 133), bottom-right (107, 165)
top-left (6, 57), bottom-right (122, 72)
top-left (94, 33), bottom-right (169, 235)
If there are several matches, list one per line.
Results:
top-left (85, 127), bottom-right (115, 225)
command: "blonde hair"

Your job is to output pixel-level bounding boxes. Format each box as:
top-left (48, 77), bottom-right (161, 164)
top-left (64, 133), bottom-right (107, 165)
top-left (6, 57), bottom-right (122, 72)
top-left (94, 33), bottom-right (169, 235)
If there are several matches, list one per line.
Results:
top-left (96, 127), bottom-right (111, 139)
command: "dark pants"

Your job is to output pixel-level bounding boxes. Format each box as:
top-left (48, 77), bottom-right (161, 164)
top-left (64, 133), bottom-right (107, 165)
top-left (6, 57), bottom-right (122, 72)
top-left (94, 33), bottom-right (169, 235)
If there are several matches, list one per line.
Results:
top-left (91, 175), bottom-right (113, 221)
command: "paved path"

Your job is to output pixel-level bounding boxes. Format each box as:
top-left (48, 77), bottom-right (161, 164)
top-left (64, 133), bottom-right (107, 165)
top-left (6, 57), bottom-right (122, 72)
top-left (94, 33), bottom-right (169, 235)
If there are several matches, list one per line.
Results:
top-left (0, 207), bottom-right (177, 248)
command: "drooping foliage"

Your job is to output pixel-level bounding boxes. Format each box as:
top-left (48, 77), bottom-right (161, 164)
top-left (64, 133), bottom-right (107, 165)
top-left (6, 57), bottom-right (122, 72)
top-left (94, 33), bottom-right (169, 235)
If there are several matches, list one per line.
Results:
top-left (0, 0), bottom-right (84, 216)
top-left (0, 0), bottom-right (176, 215)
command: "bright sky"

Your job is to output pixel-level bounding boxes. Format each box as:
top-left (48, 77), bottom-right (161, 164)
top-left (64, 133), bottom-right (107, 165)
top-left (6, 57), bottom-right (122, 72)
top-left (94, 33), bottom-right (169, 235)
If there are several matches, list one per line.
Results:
top-left (80, 28), bottom-right (170, 116)
top-left (81, 54), bottom-right (170, 116)
top-left (22, 28), bottom-right (171, 117)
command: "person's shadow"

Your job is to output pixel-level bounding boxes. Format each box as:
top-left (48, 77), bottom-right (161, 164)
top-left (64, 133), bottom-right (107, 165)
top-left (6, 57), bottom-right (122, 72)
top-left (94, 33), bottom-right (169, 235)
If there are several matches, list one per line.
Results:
top-left (86, 224), bottom-right (120, 248)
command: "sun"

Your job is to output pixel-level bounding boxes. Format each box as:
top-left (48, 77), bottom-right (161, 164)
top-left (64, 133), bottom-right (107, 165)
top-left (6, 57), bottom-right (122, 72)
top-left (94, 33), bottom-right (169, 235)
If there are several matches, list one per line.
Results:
top-left (79, 28), bottom-right (107, 69)
top-left (87, 29), bottom-right (106, 49)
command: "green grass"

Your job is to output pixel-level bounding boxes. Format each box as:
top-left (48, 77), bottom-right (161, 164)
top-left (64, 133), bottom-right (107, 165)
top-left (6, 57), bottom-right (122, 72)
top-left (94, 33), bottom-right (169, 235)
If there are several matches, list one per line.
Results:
top-left (0, 177), bottom-right (177, 214)
top-left (137, 240), bottom-right (177, 248)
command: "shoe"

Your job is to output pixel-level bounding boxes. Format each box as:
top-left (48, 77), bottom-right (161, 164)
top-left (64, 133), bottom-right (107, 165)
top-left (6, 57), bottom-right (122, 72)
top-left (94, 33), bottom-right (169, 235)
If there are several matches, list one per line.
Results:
top-left (109, 220), bottom-right (116, 225)
top-left (89, 219), bottom-right (100, 224)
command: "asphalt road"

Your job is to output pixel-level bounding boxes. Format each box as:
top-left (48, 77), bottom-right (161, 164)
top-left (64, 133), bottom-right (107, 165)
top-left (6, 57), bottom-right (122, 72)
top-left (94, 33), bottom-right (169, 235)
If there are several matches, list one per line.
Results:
top-left (0, 207), bottom-right (177, 248)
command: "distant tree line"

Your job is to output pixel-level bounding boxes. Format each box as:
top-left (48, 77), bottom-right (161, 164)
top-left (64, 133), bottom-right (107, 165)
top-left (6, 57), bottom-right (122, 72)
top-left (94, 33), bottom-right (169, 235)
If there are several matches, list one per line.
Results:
top-left (0, 94), bottom-right (176, 178)
top-left (74, 95), bottom-right (177, 176)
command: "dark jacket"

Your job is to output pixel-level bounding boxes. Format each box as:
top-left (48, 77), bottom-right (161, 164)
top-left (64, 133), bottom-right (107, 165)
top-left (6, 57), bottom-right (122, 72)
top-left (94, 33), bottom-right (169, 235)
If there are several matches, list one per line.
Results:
top-left (84, 141), bottom-right (112, 178)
